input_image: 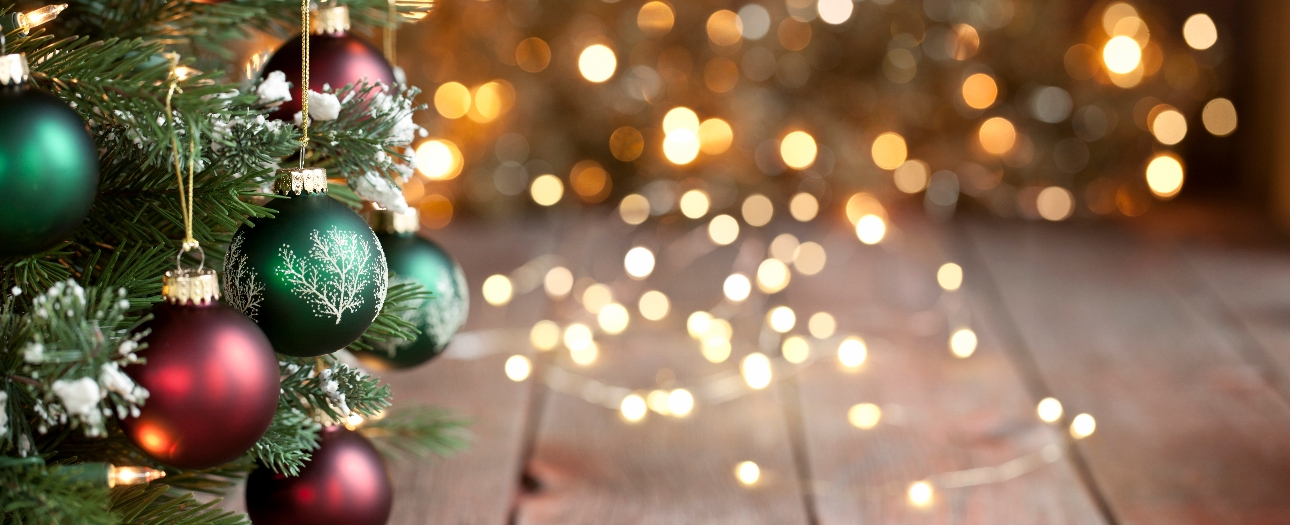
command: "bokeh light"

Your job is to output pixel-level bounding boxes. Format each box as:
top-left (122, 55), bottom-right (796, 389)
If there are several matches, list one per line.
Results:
top-left (687, 311), bottom-right (713, 339)
top-left (679, 189), bottom-right (711, 218)
top-left (838, 337), bottom-right (867, 368)
top-left (515, 38), bottom-right (551, 72)
top-left (702, 336), bottom-right (732, 363)
top-left (848, 403), bottom-right (881, 429)
top-left (736, 461), bottom-right (760, 485)
top-left (482, 275), bottom-right (513, 306)
top-left (570, 340), bottom-right (598, 365)
top-left (1151, 109), bottom-right (1187, 145)
top-left (1182, 14), bottom-right (1217, 50)
top-left (978, 117), bottom-right (1017, 155)
top-left (663, 129), bottom-right (701, 164)
top-left (1037, 397), bottom-right (1064, 423)
top-left (893, 160), bottom-right (930, 194)
top-left (434, 82), bottom-right (471, 119)
top-left (610, 127), bottom-right (645, 161)
top-left (709, 214), bottom-right (740, 245)
top-left (871, 132), bottom-right (908, 170)
top-left (707, 10), bottom-right (744, 46)
top-left (582, 284), bottom-right (613, 314)
top-left (817, 0), bottom-right (854, 25)
top-left (698, 118), bottom-right (734, 154)
top-left (620, 194), bottom-right (651, 225)
top-left (639, 290), bottom-right (670, 321)
top-left (1036, 187), bottom-right (1074, 221)
top-left (624, 246), bottom-right (656, 279)
top-left (770, 234), bottom-right (799, 263)
top-left (415, 139), bottom-right (463, 180)
top-left (724, 273), bottom-right (752, 302)
top-left (505, 355), bottom-right (531, 381)
top-left (741, 352), bottom-right (772, 390)
top-left (1070, 413), bottom-right (1096, 438)
top-left (808, 312), bottom-right (836, 339)
top-left (793, 242), bottom-right (826, 275)
top-left (579, 44), bottom-right (617, 83)
top-left (563, 323), bottom-right (594, 351)
top-left (856, 215), bottom-right (886, 245)
top-left (667, 389), bottom-right (694, 416)
top-left (637, 1), bottom-right (674, 35)
top-left (1202, 98), bottom-right (1237, 136)
top-left (598, 303), bottom-right (630, 334)
top-left (782, 336), bottom-right (810, 363)
top-left (621, 393), bottom-right (647, 422)
top-left (757, 259), bottom-right (792, 294)
top-left (663, 107), bottom-right (701, 134)
top-left (961, 73), bottom-right (998, 109)
top-left (938, 263), bottom-right (963, 291)
top-left (949, 328), bottom-right (978, 358)
top-left (530, 174), bottom-right (564, 206)
top-left (780, 131), bottom-right (818, 169)
top-left (1146, 155), bottom-right (1184, 198)
top-left (768, 306), bottom-right (796, 333)
top-left (789, 193), bottom-right (819, 222)
top-left (530, 320), bottom-right (561, 350)
top-left (571, 161), bottom-right (611, 203)
top-left (1102, 36), bottom-right (1141, 75)
top-left (418, 195), bottom-right (453, 229)
top-left (908, 481), bottom-right (933, 507)
top-left (742, 194), bottom-right (774, 226)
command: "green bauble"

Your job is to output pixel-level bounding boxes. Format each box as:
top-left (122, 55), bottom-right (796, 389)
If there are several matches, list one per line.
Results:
top-left (354, 210), bottom-right (468, 370)
top-left (0, 67), bottom-right (99, 257)
top-left (223, 171), bottom-right (387, 357)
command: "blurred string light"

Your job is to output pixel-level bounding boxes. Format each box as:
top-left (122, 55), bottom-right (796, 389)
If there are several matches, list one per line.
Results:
top-left (908, 481), bottom-right (933, 507)
top-left (530, 174), bottom-right (563, 206)
top-left (564, 323), bottom-right (594, 351)
top-left (767, 306), bottom-right (796, 333)
top-left (709, 214), bottom-right (740, 245)
top-left (741, 352), bottom-right (772, 390)
top-left (582, 284), bottom-right (613, 314)
top-left (1150, 107), bottom-right (1187, 145)
top-left (415, 139), bottom-right (462, 180)
top-left (598, 303), bottom-right (630, 335)
top-left (789, 193), bottom-right (819, 222)
top-left (1070, 413), bottom-right (1096, 439)
top-left (848, 403), bottom-right (881, 429)
top-left (505, 355), bottom-right (531, 381)
top-left (871, 132), bottom-right (908, 170)
top-left (735, 461), bottom-right (761, 485)
top-left (434, 82), bottom-right (470, 119)
top-left (961, 73), bottom-right (998, 110)
top-left (482, 275), bottom-right (513, 306)
top-left (619, 194), bottom-right (651, 225)
top-left (639, 290), bottom-right (670, 320)
top-left (1037, 397), bottom-right (1063, 423)
top-left (621, 393), bottom-right (647, 422)
top-left (894, 160), bottom-right (930, 194)
top-left (1146, 154), bottom-right (1184, 198)
top-left (757, 259), bottom-right (791, 293)
top-left (624, 247), bottom-right (656, 279)
top-left (530, 320), bottom-right (560, 351)
top-left (856, 215), bottom-right (886, 245)
top-left (769, 234), bottom-right (799, 262)
top-left (1182, 14), bottom-right (1217, 50)
top-left (1102, 36), bottom-right (1141, 75)
top-left (838, 337), bottom-right (867, 368)
top-left (1202, 98), bottom-right (1237, 136)
top-left (780, 131), bottom-right (817, 169)
top-left (808, 312), bottom-right (836, 339)
top-left (578, 44), bottom-right (617, 83)
top-left (949, 328), bottom-right (978, 358)
top-left (742, 195), bottom-right (773, 226)
top-left (793, 242), bottom-right (826, 275)
top-left (937, 263), bottom-right (963, 291)
top-left (545, 266), bottom-right (573, 298)
top-left (1036, 187), bottom-right (1074, 221)
top-left (782, 336), bottom-right (810, 364)
top-left (679, 189), bottom-right (711, 218)
top-left (724, 273), bottom-right (752, 302)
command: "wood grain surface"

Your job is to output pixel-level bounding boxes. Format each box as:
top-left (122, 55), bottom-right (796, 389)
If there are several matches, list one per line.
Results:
top-left (965, 221), bottom-right (1290, 525)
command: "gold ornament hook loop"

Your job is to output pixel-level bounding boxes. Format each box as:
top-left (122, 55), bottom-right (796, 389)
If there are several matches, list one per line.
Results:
top-left (174, 244), bottom-right (206, 273)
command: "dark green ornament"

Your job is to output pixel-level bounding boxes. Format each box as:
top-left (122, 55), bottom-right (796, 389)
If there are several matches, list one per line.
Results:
top-left (223, 169), bottom-right (387, 357)
top-left (354, 209), bottom-right (468, 370)
top-left (0, 54), bottom-right (99, 257)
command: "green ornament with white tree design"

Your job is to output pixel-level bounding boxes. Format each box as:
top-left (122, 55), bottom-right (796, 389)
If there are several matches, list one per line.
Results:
top-left (224, 168), bottom-right (387, 357)
top-left (354, 208), bottom-right (468, 369)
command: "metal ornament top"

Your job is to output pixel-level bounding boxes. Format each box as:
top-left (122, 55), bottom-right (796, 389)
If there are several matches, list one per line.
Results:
top-left (273, 167), bottom-right (328, 196)
top-left (311, 5), bottom-right (350, 35)
top-left (367, 208), bottom-right (420, 234)
top-left (0, 54), bottom-right (30, 86)
top-left (163, 268), bottom-right (221, 305)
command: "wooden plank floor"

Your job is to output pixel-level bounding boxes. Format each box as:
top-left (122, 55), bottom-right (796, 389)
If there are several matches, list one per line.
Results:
top-left (219, 213), bottom-right (1290, 524)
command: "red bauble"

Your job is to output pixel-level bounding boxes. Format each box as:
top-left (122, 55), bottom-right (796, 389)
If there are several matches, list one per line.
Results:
top-left (120, 301), bottom-right (280, 470)
top-left (246, 426), bottom-right (393, 525)
top-left (261, 30), bottom-right (395, 121)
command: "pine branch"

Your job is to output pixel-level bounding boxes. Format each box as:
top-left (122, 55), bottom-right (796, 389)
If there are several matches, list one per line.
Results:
top-left (0, 462), bottom-right (115, 525)
top-left (112, 483), bottom-right (248, 525)
top-left (360, 406), bottom-right (469, 461)
top-left (347, 280), bottom-right (430, 353)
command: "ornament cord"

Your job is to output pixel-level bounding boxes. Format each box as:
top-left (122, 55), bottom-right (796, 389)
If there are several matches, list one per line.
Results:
top-left (384, 0), bottom-right (396, 65)
top-left (163, 53), bottom-right (199, 258)
top-left (299, 0), bottom-right (310, 167)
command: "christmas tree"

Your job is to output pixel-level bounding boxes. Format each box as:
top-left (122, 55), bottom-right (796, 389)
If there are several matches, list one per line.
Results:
top-left (0, 0), bottom-right (466, 523)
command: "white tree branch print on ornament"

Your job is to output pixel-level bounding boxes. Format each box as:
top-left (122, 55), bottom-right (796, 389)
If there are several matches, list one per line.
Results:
top-left (276, 227), bottom-right (375, 323)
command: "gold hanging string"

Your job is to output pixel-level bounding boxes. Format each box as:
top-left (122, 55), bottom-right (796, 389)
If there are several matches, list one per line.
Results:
top-left (163, 53), bottom-right (198, 255)
top-left (299, 0), bottom-right (310, 167)
top-left (384, 0), bottom-right (396, 65)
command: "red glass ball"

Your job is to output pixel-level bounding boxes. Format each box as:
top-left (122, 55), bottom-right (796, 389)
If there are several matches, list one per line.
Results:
top-left (262, 31), bottom-right (395, 121)
top-left (119, 301), bottom-right (280, 470)
top-left (246, 426), bottom-right (393, 525)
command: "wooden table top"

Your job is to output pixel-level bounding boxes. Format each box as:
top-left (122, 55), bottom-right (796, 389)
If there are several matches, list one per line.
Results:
top-left (256, 211), bottom-right (1290, 524)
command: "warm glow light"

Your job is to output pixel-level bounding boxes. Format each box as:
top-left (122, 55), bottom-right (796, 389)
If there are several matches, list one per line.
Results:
top-left (724, 273), bottom-right (752, 302)
top-left (505, 355), bottom-right (531, 381)
top-left (687, 311), bottom-right (713, 339)
top-left (663, 107), bottom-right (701, 134)
top-left (908, 481), bottom-right (933, 507)
top-left (470, 82), bottom-right (507, 123)
top-left (679, 189), bottom-right (711, 218)
top-left (434, 82), bottom-right (471, 119)
top-left (647, 389), bottom-right (672, 415)
top-left (579, 44), bottom-right (617, 83)
top-left (530, 174), bottom-right (564, 206)
top-left (1070, 413), bottom-right (1096, 438)
top-left (768, 306), bottom-right (796, 333)
top-left (949, 328), bottom-right (978, 358)
top-left (1102, 36), bottom-right (1142, 75)
top-left (741, 352), bottom-right (773, 390)
top-left (782, 336), bottom-right (810, 363)
top-left (515, 37), bottom-right (552, 73)
top-left (664, 129), bottom-right (701, 164)
top-left (793, 242), bottom-right (826, 275)
top-left (838, 337), bottom-right (867, 368)
top-left (1146, 155), bottom-right (1184, 198)
top-left (707, 10), bottom-right (744, 46)
top-left (639, 290), bottom-right (670, 321)
top-left (736, 461), bottom-right (761, 485)
top-left (598, 303), bottom-right (630, 334)
top-left (817, 0), bottom-right (854, 25)
top-left (698, 118), bottom-right (734, 155)
top-left (106, 465), bottom-right (166, 488)
top-left (637, 1), bottom-right (675, 35)
top-left (961, 73), bottom-right (998, 109)
top-left (1036, 187), bottom-right (1074, 221)
top-left (788, 193), bottom-right (819, 222)
top-left (415, 140), bottom-right (463, 180)
top-left (1037, 397), bottom-right (1063, 423)
top-left (482, 275), bottom-right (513, 306)
top-left (808, 312), bottom-right (836, 339)
top-left (621, 394), bottom-right (648, 421)
top-left (848, 403), bottom-right (881, 429)
top-left (624, 247), bottom-right (656, 279)
top-left (770, 234), bottom-right (799, 263)
top-left (530, 320), bottom-right (561, 350)
top-left (570, 340), bottom-right (598, 365)
top-left (582, 284), bottom-right (613, 314)
top-left (611, 126), bottom-right (645, 161)
top-left (742, 194), bottom-right (774, 226)
top-left (709, 214), bottom-right (740, 245)
top-left (856, 215), bottom-right (886, 245)
top-left (937, 263), bottom-right (963, 291)
top-left (757, 259), bottom-right (791, 294)
top-left (620, 194), bottom-right (652, 225)
top-left (1183, 14), bottom-right (1218, 50)
top-left (894, 160), bottom-right (930, 193)
top-left (667, 389), bottom-right (695, 416)
top-left (1202, 98), bottom-right (1238, 136)
top-left (871, 132), bottom-right (908, 170)
top-left (780, 131), bottom-right (818, 169)
top-left (545, 267), bottom-right (574, 298)
top-left (702, 336), bottom-right (732, 363)
top-left (1151, 109), bottom-right (1188, 145)
top-left (978, 117), bottom-right (1017, 155)
top-left (564, 323), bottom-right (594, 351)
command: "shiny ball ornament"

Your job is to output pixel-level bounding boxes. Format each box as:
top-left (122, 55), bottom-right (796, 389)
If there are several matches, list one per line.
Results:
top-left (223, 169), bottom-right (387, 357)
top-left (261, 5), bottom-right (394, 121)
top-left (354, 209), bottom-right (468, 370)
top-left (0, 53), bottom-right (99, 257)
top-left (246, 426), bottom-right (392, 525)
top-left (119, 268), bottom-right (280, 470)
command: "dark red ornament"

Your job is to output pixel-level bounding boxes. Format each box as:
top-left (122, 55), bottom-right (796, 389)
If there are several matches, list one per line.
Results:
top-left (119, 269), bottom-right (280, 470)
top-left (246, 426), bottom-right (393, 525)
top-left (261, 5), bottom-right (395, 121)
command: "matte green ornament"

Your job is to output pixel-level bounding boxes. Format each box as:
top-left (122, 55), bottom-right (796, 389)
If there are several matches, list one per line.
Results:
top-left (354, 209), bottom-right (468, 370)
top-left (223, 169), bottom-right (387, 357)
top-left (0, 54), bottom-right (99, 257)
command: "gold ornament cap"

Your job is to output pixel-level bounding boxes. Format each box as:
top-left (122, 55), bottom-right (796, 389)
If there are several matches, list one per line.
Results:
top-left (163, 268), bottom-right (221, 305)
top-left (273, 167), bottom-right (328, 195)
top-left (367, 208), bottom-right (419, 234)
top-left (311, 5), bottom-right (350, 35)
top-left (0, 54), bottom-right (30, 87)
